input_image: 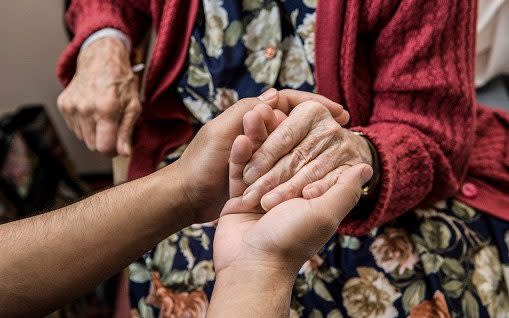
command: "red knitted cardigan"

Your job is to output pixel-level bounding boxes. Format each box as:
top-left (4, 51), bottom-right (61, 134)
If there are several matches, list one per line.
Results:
top-left (58, 0), bottom-right (509, 235)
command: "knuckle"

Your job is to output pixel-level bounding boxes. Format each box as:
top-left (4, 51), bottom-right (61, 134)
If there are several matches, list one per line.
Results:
top-left (285, 181), bottom-right (300, 195)
top-left (321, 123), bottom-right (342, 141)
top-left (235, 97), bottom-right (258, 110)
top-left (57, 95), bottom-right (72, 113)
top-left (252, 148), bottom-right (272, 170)
top-left (304, 163), bottom-right (322, 182)
top-left (76, 103), bottom-right (93, 116)
top-left (329, 122), bottom-right (342, 135)
top-left (130, 101), bottom-right (142, 114)
top-left (275, 125), bottom-right (295, 147)
top-left (258, 176), bottom-right (276, 192)
top-left (97, 99), bottom-right (120, 117)
top-left (290, 147), bottom-right (308, 167)
top-left (302, 100), bottom-right (327, 115)
top-left (56, 94), bottom-right (66, 108)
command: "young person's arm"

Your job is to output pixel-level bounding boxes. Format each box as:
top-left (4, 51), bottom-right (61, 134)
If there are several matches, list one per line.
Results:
top-left (0, 166), bottom-right (189, 317)
top-left (0, 90), bottom-right (346, 317)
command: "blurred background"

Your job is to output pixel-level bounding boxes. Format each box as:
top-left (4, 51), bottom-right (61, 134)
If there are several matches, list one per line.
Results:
top-left (0, 2), bottom-right (115, 316)
top-left (0, 1), bottom-right (111, 174)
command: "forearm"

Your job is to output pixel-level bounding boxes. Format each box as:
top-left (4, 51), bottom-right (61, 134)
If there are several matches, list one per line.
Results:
top-left (0, 164), bottom-right (192, 317)
top-left (208, 264), bottom-right (296, 317)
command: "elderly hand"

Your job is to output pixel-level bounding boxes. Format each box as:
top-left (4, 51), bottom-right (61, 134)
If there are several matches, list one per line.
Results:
top-left (242, 100), bottom-right (373, 211)
top-left (170, 89), bottom-right (349, 224)
top-left (57, 37), bottom-right (141, 155)
top-left (213, 131), bottom-right (372, 275)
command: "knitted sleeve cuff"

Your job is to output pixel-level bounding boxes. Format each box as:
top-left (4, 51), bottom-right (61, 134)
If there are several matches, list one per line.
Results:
top-left (81, 28), bottom-right (132, 53)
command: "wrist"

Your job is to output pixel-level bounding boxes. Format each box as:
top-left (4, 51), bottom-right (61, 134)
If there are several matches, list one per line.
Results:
top-left (210, 263), bottom-right (295, 316)
top-left (351, 131), bottom-right (380, 198)
top-left (77, 37), bottom-right (130, 69)
top-left (351, 131), bottom-right (373, 166)
top-left (217, 258), bottom-right (298, 282)
top-left (151, 163), bottom-right (196, 230)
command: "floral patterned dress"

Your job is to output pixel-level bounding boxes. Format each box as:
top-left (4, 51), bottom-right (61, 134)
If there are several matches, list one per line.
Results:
top-left (129, 1), bottom-right (509, 317)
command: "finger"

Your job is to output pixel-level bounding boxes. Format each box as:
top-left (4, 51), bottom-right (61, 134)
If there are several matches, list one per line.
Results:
top-left (229, 135), bottom-right (253, 198)
top-left (243, 101), bottom-right (328, 184)
top-left (253, 103), bottom-right (279, 133)
top-left (335, 111), bottom-right (350, 126)
top-left (242, 128), bottom-right (334, 209)
top-left (61, 103), bottom-right (83, 141)
top-left (62, 115), bottom-right (73, 132)
top-left (245, 165), bottom-right (372, 259)
top-left (57, 93), bottom-right (78, 135)
top-left (273, 109), bottom-right (287, 126)
top-left (243, 110), bottom-right (268, 150)
top-left (302, 165), bottom-right (352, 199)
top-left (79, 115), bottom-right (97, 151)
top-left (63, 113), bottom-right (81, 140)
top-left (275, 89), bottom-right (346, 119)
top-left (116, 99), bottom-right (141, 156)
top-left (95, 118), bottom-right (119, 154)
top-left (260, 149), bottom-right (346, 210)
top-left (207, 97), bottom-right (276, 142)
top-left (258, 88), bottom-right (278, 105)
top-left (72, 116), bottom-right (84, 141)
top-left (308, 164), bottom-right (372, 224)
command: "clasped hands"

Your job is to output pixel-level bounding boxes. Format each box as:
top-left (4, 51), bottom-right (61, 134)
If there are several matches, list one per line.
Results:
top-left (172, 89), bottom-right (373, 286)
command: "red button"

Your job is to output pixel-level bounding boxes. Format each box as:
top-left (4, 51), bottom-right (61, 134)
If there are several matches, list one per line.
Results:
top-left (461, 183), bottom-right (478, 198)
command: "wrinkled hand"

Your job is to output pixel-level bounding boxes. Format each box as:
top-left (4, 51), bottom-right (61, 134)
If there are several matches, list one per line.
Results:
top-left (242, 101), bottom-right (373, 211)
top-left (57, 37), bottom-right (141, 156)
top-left (172, 89), bottom-right (349, 224)
top-left (213, 123), bottom-right (372, 274)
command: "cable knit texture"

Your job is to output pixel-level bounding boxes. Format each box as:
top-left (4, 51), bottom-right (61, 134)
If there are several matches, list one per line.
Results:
top-left (58, 0), bottom-right (509, 235)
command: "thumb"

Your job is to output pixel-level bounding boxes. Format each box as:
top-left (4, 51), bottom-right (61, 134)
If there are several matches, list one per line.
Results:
top-left (309, 164), bottom-right (373, 224)
top-left (229, 135), bottom-right (253, 198)
top-left (116, 98), bottom-right (141, 156)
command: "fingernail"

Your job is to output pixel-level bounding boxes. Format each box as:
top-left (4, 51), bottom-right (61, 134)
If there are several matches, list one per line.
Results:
top-left (261, 192), bottom-right (281, 211)
top-left (360, 165), bottom-right (373, 184)
top-left (259, 88), bottom-right (276, 102)
top-left (243, 166), bottom-right (258, 184)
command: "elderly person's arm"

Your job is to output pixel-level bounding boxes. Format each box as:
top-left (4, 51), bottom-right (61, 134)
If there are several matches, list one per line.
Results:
top-left (57, 0), bottom-right (151, 155)
top-left (241, 0), bottom-right (476, 235)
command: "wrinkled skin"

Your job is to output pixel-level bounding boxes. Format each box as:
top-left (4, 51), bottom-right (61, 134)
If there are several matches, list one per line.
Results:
top-left (241, 101), bottom-right (373, 211)
top-left (213, 111), bottom-right (372, 275)
top-left (57, 37), bottom-right (140, 155)
top-left (171, 89), bottom-right (349, 224)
